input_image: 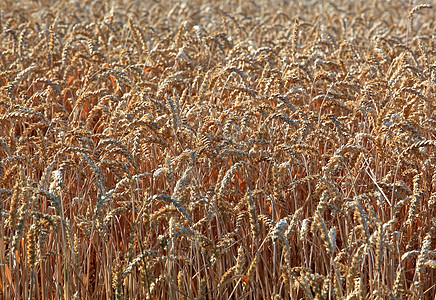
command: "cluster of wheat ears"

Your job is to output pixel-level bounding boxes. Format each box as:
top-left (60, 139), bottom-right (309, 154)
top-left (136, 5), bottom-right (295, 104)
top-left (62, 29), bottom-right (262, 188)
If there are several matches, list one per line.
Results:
top-left (0, 0), bottom-right (435, 298)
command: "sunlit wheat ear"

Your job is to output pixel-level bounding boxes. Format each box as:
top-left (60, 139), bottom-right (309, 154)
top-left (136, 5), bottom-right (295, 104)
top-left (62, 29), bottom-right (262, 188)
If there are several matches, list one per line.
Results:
top-left (404, 173), bottom-right (422, 227)
top-left (219, 266), bottom-right (236, 287)
top-left (392, 267), bottom-right (406, 299)
top-left (414, 225), bottom-right (436, 297)
top-left (408, 4), bottom-right (433, 30)
top-left (235, 246), bottom-right (245, 275)
top-left (247, 191), bottom-right (260, 239)
top-left (10, 202), bottom-right (30, 255)
top-left (27, 223), bottom-right (38, 269)
top-left (347, 244), bottom-right (367, 290)
top-left (299, 218), bottom-right (311, 242)
top-left (245, 254), bottom-right (258, 281)
top-left (171, 166), bottom-right (192, 202)
top-left (298, 271), bottom-right (316, 300)
top-left (7, 181), bottom-right (20, 230)
top-left (291, 18), bottom-right (300, 60)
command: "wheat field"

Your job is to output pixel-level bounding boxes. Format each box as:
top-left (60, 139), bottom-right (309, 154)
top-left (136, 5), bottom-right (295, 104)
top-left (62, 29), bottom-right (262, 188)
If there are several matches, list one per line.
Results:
top-left (0, 0), bottom-right (435, 299)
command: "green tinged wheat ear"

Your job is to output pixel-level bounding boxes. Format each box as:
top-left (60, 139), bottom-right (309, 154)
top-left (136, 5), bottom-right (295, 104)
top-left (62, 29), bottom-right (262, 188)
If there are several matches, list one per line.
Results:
top-left (177, 270), bottom-right (186, 299)
top-left (198, 277), bottom-right (207, 300)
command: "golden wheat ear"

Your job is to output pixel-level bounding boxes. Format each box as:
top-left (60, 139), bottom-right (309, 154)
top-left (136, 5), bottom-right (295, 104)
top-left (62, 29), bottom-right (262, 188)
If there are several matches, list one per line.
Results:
top-left (2, 0), bottom-right (436, 298)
